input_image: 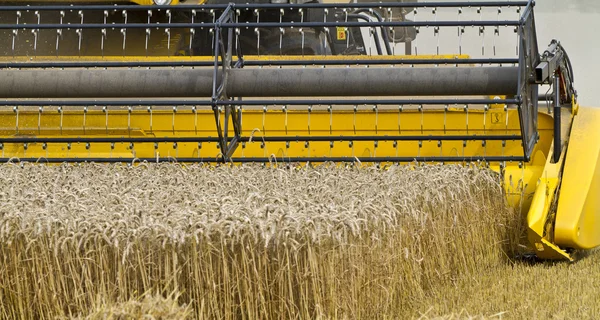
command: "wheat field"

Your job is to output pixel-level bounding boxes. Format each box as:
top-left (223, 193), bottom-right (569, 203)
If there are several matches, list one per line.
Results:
top-left (0, 163), bottom-right (597, 319)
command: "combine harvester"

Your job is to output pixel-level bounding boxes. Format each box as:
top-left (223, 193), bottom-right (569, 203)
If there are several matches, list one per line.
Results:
top-left (0, 0), bottom-right (597, 261)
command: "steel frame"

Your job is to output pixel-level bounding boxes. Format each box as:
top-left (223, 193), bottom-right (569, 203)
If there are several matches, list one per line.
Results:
top-left (0, 0), bottom-right (539, 164)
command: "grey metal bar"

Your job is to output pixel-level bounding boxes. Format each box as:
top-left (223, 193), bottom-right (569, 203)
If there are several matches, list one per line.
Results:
top-left (0, 67), bottom-right (518, 98)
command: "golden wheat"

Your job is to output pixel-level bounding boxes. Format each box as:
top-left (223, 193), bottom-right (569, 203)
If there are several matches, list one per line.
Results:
top-left (0, 163), bottom-right (520, 319)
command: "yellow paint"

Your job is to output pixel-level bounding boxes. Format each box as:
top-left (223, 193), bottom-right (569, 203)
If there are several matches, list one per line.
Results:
top-left (526, 139), bottom-right (572, 261)
top-left (336, 27), bottom-right (347, 41)
top-left (554, 106), bottom-right (600, 249)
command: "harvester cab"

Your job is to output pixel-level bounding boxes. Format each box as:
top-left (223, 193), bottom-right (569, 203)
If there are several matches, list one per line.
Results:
top-left (0, 0), bottom-right (598, 261)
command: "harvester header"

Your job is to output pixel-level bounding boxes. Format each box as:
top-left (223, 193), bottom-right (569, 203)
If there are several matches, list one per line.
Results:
top-left (0, 0), bottom-right (598, 261)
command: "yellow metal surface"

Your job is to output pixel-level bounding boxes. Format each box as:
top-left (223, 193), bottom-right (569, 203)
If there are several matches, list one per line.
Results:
top-left (526, 140), bottom-right (572, 261)
top-left (554, 106), bottom-right (600, 250)
top-left (0, 107), bottom-right (538, 161)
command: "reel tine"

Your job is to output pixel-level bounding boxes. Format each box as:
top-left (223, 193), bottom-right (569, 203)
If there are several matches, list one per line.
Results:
top-left (58, 105), bottom-right (63, 135)
top-left (147, 106), bottom-right (153, 133)
top-left (38, 106), bottom-right (43, 134)
top-left (83, 106), bottom-right (88, 135)
top-left (478, 7), bottom-right (485, 56)
top-left (33, 11), bottom-right (41, 57)
top-left (12, 11), bottom-right (21, 57)
top-left (56, 11), bottom-right (64, 56)
top-left (101, 10), bottom-right (109, 57)
top-left (458, 7), bottom-right (463, 55)
top-left (253, 9), bottom-right (260, 56)
top-left (189, 10), bottom-right (196, 57)
top-left (433, 7), bottom-right (440, 56)
top-left (299, 9), bottom-right (304, 56)
top-left (122, 10), bottom-right (128, 56)
top-left (307, 105), bottom-right (312, 135)
top-left (13, 105), bottom-right (18, 135)
top-left (279, 8), bottom-right (284, 55)
top-left (166, 10), bottom-right (172, 56)
top-left (146, 10), bottom-right (152, 57)
top-left (77, 10), bottom-right (84, 56)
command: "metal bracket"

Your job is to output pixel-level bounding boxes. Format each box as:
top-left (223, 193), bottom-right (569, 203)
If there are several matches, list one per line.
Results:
top-left (211, 3), bottom-right (244, 162)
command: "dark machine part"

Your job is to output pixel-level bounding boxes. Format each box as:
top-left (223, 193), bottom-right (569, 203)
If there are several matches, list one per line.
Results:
top-left (534, 40), bottom-right (576, 163)
top-left (535, 40), bottom-right (576, 105)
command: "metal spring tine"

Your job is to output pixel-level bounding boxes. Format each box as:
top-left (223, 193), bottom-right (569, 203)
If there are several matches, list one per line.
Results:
top-left (515, 7), bottom-right (521, 56)
top-left (166, 10), bottom-right (172, 56)
top-left (433, 8), bottom-right (440, 55)
top-left (262, 105), bottom-right (267, 134)
top-left (484, 104), bottom-right (489, 132)
top-left (328, 105), bottom-right (333, 134)
top-left (83, 106), bottom-right (87, 135)
top-left (398, 105), bottom-right (402, 134)
top-left (323, 8), bottom-right (329, 55)
top-left (298, 9), bottom-right (304, 57)
top-left (56, 11), bottom-right (64, 56)
top-left (13, 106), bottom-right (19, 134)
top-left (330, 140), bottom-right (333, 157)
top-left (307, 105), bottom-right (312, 134)
top-left (418, 140), bottom-right (422, 157)
top-left (210, 10), bottom-right (216, 51)
top-left (494, 7), bottom-right (501, 57)
top-left (279, 9), bottom-right (284, 55)
top-left (12, 11), bottom-right (20, 57)
top-left (419, 104), bottom-right (423, 134)
top-left (478, 7), bottom-right (485, 56)
top-left (504, 104), bottom-right (509, 133)
top-left (101, 10), bottom-right (108, 57)
top-left (33, 11), bottom-right (40, 57)
top-left (413, 8), bottom-right (418, 55)
top-left (172, 105), bottom-right (177, 134)
top-left (444, 104), bottom-right (448, 133)
top-left (103, 106), bottom-right (108, 133)
top-left (353, 105), bottom-right (357, 134)
top-left (254, 9), bottom-right (260, 55)
top-left (189, 10), bottom-right (196, 57)
top-left (387, 8), bottom-right (394, 55)
top-left (127, 106), bottom-right (132, 134)
top-left (77, 11), bottom-right (83, 56)
top-left (192, 105), bottom-right (197, 134)
top-left (464, 104), bottom-right (469, 134)
top-left (368, 23), bottom-right (374, 56)
top-left (458, 8), bottom-right (463, 55)
top-left (373, 104), bottom-right (378, 134)
top-left (146, 10), bottom-right (152, 57)
top-left (58, 106), bottom-right (63, 135)
top-left (147, 106), bottom-right (153, 132)
top-left (121, 10), bottom-right (128, 56)
top-left (482, 140), bottom-right (487, 157)
top-left (438, 140), bottom-right (442, 157)
top-left (235, 9), bottom-right (241, 53)
top-left (344, 9), bottom-right (349, 50)
top-left (463, 140), bottom-right (466, 157)
top-left (282, 105), bottom-right (288, 134)
top-left (38, 106), bottom-right (42, 134)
